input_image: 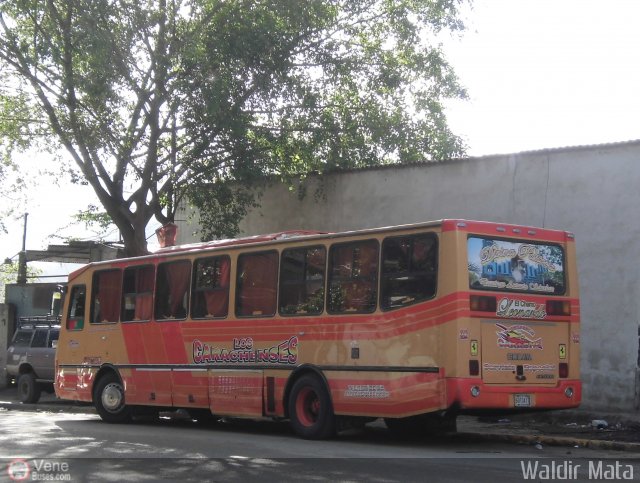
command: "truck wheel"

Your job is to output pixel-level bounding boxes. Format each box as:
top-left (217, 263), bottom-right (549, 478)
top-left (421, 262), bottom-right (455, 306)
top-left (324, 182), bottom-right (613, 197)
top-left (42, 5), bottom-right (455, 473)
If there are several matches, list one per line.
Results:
top-left (288, 374), bottom-right (335, 439)
top-left (93, 373), bottom-right (131, 423)
top-left (18, 373), bottom-right (41, 404)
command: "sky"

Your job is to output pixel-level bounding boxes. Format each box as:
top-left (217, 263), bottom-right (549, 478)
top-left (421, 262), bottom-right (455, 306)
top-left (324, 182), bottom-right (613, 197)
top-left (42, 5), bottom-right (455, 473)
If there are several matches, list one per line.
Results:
top-left (444, 0), bottom-right (640, 155)
top-left (2, 0), bottom-right (640, 277)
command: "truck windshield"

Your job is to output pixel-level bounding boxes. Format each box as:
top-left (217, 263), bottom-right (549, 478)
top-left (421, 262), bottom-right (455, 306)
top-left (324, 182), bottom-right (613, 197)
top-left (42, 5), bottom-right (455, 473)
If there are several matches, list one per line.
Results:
top-left (468, 236), bottom-right (566, 295)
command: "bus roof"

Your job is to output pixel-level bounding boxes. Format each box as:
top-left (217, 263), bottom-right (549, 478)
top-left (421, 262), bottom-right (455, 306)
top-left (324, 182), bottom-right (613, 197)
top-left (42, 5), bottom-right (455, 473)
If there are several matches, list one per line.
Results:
top-left (67, 219), bottom-right (573, 282)
top-left (156, 230), bottom-right (327, 254)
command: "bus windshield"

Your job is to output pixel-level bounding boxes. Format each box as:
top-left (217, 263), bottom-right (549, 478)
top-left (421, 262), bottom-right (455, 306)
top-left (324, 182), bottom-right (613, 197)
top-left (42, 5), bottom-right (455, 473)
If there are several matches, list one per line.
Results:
top-left (467, 236), bottom-right (566, 295)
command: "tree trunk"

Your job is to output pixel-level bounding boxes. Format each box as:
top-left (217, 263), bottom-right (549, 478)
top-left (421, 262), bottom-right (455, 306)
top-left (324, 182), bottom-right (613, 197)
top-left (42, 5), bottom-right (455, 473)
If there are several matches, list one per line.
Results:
top-left (122, 230), bottom-right (149, 258)
top-left (115, 215), bottom-right (151, 258)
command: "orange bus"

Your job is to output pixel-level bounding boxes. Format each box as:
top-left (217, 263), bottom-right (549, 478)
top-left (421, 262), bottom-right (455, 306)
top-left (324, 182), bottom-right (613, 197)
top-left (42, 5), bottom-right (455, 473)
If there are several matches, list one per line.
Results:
top-left (55, 220), bottom-right (580, 439)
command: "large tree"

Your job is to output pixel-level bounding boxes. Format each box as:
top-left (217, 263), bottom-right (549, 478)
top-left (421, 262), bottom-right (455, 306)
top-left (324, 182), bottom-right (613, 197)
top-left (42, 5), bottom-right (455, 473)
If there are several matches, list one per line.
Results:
top-left (0, 0), bottom-right (468, 256)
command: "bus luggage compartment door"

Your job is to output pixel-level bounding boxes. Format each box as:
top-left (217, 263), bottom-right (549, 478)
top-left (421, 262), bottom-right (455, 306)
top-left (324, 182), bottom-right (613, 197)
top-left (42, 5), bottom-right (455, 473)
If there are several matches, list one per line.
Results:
top-left (209, 369), bottom-right (263, 417)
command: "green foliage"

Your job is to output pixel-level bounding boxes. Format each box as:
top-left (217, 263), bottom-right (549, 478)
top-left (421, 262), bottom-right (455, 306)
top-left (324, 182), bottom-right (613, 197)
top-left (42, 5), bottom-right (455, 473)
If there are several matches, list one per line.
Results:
top-left (188, 182), bottom-right (261, 240)
top-left (74, 205), bottom-right (113, 231)
top-left (0, 261), bottom-right (41, 302)
top-left (0, 0), bottom-right (468, 254)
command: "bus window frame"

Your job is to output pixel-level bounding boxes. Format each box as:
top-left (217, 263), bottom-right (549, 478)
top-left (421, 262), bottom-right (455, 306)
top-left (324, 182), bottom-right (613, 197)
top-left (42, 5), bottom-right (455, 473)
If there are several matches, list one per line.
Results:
top-left (191, 254), bottom-right (231, 320)
top-left (327, 238), bottom-right (379, 315)
top-left (121, 264), bottom-right (155, 323)
top-left (278, 245), bottom-right (327, 317)
top-left (90, 268), bottom-right (122, 325)
top-left (467, 235), bottom-right (567, 296)
top-left (66, 284), bottom-right (86, 331)
top-left (380, 232), bottom-right (439, 312)
top-left (235, 249), bottom-right (280, 318)
top-left (155, 259), bottom-right (192, 322)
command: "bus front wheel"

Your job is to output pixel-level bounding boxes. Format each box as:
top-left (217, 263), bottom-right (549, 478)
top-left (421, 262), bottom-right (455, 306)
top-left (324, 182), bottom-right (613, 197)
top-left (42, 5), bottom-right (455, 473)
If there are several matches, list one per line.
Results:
top-left (288, 374), bottom-right (336, 440)
top-left (94, 373), bottom-right (132, 423)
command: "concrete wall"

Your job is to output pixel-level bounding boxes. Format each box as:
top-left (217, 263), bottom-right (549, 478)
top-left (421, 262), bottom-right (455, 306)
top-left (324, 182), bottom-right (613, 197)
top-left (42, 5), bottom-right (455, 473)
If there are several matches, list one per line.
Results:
top-left (177, 140), bottom-right (640, 413)
top-left (5, 283), bottom-right (60, 323)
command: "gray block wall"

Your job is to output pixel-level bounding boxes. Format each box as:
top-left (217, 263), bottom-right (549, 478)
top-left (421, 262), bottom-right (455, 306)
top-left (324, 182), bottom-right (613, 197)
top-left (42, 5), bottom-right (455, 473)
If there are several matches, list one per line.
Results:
top-left (177, 140), bottom-right (640, 413)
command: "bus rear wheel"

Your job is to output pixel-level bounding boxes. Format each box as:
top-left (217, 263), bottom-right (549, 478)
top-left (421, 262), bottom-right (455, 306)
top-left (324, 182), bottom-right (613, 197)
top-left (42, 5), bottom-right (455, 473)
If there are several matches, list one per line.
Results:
top-left (94, 373), bottom-right (131, 423)
top-left (288, 374), bottom-right (335, 440)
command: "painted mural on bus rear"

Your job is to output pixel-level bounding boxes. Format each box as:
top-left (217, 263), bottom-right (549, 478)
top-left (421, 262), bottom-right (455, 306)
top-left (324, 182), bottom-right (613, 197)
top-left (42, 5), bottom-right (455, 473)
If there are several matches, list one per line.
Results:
top-left (54, 220), bottom-right (580, 439)
top-left (468, 237), bottom-right (565, 294)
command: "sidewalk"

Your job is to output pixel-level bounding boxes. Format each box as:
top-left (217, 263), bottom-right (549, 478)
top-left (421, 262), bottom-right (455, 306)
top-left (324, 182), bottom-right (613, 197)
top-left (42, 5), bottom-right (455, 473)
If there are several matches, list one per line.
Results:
top-left (1, 386), bottom-right (639, 451)
top-left (457, 413), bottom-right (640, 452)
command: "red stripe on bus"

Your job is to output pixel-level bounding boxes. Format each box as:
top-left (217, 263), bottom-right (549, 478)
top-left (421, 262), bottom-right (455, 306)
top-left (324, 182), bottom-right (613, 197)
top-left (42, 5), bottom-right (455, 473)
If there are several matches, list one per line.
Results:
top-left (118, 291), bottom-right (578, 363)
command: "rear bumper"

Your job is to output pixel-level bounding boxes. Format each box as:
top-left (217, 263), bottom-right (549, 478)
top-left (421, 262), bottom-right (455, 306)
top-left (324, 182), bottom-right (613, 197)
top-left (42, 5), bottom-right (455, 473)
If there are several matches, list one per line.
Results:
top-left (447, 378), bottom-right (581, 410)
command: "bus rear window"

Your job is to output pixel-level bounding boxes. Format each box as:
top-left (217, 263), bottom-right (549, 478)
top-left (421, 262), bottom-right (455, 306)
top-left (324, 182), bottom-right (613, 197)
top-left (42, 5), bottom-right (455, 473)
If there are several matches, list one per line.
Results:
top-left (468, 237), bottom-right (566, 295)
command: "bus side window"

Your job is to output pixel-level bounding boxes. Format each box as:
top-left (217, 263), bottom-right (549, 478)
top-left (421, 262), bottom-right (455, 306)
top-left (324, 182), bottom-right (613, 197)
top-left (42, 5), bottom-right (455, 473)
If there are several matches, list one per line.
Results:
top-left (192, 256), bottom-right (230, 319)
top-left (67, 285), bottom-right (86, 331)
top-left (381, 233), bottom-right (438, 310)
top-left (236, 251), bottom-right (278, 317)
top-left (122, 265), bottom-right (155, 322)
top-left (91, 269), bottom-right (122, 323)
top-left (328, 240), bottom-right (379, 314)
top-left (279, 246), bottom-right (326, 315)
top-left (155, 260), bottom-right (191, 320)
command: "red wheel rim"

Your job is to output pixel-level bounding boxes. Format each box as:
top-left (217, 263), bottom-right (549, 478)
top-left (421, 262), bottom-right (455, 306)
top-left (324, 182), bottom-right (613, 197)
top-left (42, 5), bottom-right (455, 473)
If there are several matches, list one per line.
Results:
top-left (296, 386), bottom-right (320, 427)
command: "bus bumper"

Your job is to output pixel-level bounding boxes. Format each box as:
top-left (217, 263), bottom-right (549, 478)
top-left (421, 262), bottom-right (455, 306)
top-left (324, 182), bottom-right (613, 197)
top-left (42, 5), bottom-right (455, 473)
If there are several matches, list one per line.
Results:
top-left (447, 378), bottom-right (582, 410)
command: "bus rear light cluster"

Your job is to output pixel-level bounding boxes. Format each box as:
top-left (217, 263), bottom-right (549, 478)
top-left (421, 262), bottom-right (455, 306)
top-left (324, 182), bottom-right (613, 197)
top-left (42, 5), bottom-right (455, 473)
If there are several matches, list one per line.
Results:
top-left (470, 295), bottom-right (497, 312)
top-left (559, 363), bottom-right (569, 378)
top-left (469, 360), bottom-right (480, 376)
top-left (546, 300), bottom-right (571, 316)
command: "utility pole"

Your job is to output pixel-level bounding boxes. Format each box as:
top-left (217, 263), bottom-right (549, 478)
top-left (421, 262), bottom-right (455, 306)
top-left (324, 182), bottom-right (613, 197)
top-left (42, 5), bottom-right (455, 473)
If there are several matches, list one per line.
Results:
top-left (16, 213), bottom-right (28, 285)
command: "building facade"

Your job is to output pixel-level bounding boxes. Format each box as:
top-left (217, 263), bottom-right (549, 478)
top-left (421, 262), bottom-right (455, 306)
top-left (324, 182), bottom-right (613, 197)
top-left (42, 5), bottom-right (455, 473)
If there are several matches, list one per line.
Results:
top-left (177, 140), bottom-right (640, 414)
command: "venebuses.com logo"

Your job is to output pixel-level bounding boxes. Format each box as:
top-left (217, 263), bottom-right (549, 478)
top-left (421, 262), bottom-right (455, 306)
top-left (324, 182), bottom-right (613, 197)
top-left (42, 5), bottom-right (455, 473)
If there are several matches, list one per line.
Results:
top-left (7, 459), bottom-right (29, 481)
top-left (7, 459), bottom-right (71, 481)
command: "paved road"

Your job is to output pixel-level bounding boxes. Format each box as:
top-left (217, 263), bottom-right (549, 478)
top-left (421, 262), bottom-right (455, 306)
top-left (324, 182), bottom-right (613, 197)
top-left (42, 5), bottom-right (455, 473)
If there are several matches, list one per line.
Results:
top-left (0, 409), bottom-right (638, 482)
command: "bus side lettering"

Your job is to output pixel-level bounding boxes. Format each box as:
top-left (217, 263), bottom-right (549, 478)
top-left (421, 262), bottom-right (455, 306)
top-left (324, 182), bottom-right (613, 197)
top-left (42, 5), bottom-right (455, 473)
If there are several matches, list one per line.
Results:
top-left (192, 336), bottom-right (298, 365)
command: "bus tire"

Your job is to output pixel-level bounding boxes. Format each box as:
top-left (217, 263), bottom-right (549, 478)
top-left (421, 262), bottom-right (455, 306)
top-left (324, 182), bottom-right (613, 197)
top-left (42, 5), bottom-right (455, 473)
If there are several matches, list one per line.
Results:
top-left (288, 374), bottom-right (336, 440)
top-left (93, 373), bottom-right (131, 423)
top-left (18, 372), bottom-right (41, 404)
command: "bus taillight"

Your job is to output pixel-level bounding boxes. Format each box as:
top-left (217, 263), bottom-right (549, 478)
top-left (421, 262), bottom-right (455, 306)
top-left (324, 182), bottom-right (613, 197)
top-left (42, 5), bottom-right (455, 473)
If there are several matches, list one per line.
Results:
top-left (470, 295), bottom-right (497, 312)
top-left (469, 360), bottom-right (480, 376)
top-left (546, 300), bottom-right (571, 316)
top-left (559, 363), bottom-right (569, 378)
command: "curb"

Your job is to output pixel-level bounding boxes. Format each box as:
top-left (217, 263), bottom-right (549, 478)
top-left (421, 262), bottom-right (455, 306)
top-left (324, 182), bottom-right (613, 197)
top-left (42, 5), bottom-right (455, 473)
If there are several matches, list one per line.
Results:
top-left (455, 431), bottom-right (640, 452)
top-left (2, 399), bottom-right (639, 451)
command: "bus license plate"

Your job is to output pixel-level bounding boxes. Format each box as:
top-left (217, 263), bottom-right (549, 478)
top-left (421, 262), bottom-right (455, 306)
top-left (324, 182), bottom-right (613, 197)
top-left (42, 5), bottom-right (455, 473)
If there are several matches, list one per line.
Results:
top-left (514, 394), bottom-right (532, 407)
